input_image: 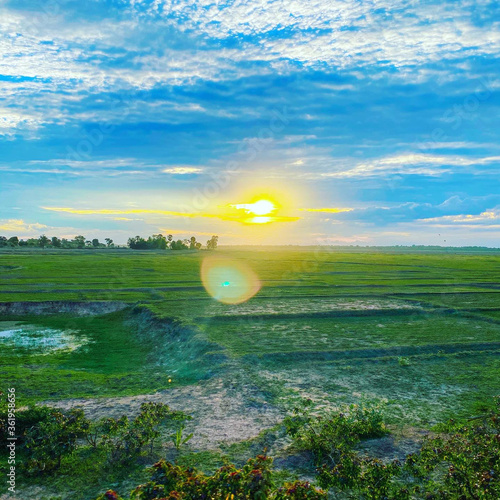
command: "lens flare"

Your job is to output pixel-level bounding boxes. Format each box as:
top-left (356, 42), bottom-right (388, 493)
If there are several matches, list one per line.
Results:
top-left (201, 256), bottom-right (261, 304)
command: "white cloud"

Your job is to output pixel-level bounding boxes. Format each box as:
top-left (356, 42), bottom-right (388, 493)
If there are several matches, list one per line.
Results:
top-left (162, 166), bottom-right (204, 174)
top-left (0, 219), bottom-right (47, 234)
top-left (420, 209), bottom-right (500, 226)
top-left (319, 153), bottom-right (500, 178)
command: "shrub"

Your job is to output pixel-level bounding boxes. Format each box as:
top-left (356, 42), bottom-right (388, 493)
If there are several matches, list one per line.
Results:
top-left (283, 399), bottom-right (387, 466)
top-left (97, 403), bottom-right (191, 464)
top-left (100, 455), bottom-right (326, 500)
top-left (318, 396), bottom-right (500, 499)
top-left (24, 408), bottom-right (90, 473)
top-left (398, 356), bottom-right (411, 366)
top-left (0, 404), bottom-right (55, 447)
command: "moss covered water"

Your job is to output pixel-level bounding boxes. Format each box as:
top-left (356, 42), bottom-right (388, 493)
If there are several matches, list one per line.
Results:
top-left (0, 321), bottom-right (88, 353)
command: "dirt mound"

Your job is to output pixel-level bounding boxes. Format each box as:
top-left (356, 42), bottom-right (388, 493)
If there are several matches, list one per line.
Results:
top-left (0, 301), bottom-right (127, 316)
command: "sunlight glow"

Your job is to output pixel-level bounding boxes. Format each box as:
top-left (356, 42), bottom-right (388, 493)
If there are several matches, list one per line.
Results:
top-left (230, 199), bottom-right (276, 216)
top-left (201, 256), bottom-right (261, 304)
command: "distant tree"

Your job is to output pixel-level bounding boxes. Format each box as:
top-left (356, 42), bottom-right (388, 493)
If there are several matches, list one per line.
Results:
top-left (128, 236), bottom-right (149, 250)
top-left (206, 235), bottom-right (219, 250)
top-left (61, 238), bottom-right (72, 248)
top-left (51, 237), bottom-right (62, 248)
top-left (167, 234), bottom-right (173, 243)
top-left (7, 236), bottom-right (19, 247)
top-left (0, 236), bottom-right (7, 247)
top-left (92, 238), bottom-right (100, 248)
top-left (19, 239), bottom-right (28, 247)
top-left (189, 236), bottom-right (197, 250)
top-left (105, 238), bottom-right (114, 248)
top-left (73, 235), bottom-right (86, 249)
top-left (171, 239), bottom-right (188, 250)
top-left (38, 235), bottom-right (50, 248)
top-left (149, 234), bottom-right (167, 250)
top-left (26, 238), bottom-right (38, 247)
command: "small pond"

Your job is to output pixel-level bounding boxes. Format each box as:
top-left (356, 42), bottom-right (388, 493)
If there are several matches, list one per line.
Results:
top-left (0, 321), bottom-right (88, 353)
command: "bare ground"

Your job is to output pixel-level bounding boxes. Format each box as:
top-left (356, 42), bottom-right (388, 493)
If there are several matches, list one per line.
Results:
top-left (43, 377), bottom-right (283, 450)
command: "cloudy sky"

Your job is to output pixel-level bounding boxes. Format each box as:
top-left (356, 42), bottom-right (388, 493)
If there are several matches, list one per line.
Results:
top-left (0, 0), bottom-right (499, 246)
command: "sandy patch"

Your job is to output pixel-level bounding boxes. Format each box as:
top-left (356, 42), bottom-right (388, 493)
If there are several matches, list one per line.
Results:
top-left (43, 378), bottom-right (282, 450)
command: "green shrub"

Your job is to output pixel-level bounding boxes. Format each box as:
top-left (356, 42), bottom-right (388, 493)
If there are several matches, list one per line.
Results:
top-left (283, 398), bottom-right (387, 466)
top-left (398, 356), bottom-right (411, 366)
top-left (0, 404), bottom-right (55, 447)
top-left (98, 455), bottom-right (326, 500)
top-left (24, 408), bottom-right (90, 473)
top-left (318, 396), bottom-right (500, 499)
top-left (96, 402), bottom-right (191, 464)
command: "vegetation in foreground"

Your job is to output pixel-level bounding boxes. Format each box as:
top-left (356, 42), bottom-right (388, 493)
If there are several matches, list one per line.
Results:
top-left (1, 397), bottom-right (499, 499)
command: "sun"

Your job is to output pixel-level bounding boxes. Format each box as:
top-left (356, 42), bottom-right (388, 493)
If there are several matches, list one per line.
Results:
top-left (224, 197), bottom-right (298, 224)
top-left (230, 199), bottom-right (277, 216)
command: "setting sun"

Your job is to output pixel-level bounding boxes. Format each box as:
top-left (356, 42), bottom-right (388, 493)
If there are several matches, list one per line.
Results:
top-left (229, 199), bottom-right (277, 216)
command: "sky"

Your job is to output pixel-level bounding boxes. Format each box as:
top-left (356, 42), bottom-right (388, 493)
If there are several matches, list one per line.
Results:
top-left (0, 0), bottom-right (499, 246)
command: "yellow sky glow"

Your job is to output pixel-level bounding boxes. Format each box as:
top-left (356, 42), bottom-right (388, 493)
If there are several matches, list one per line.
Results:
top-left (229, 199), bottom-right (276, 216)
top-left (41, 201), bottom-right (352, 226)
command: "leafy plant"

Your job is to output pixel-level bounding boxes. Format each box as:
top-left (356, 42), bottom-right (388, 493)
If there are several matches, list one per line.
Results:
top-left (318, 396), bottom-right (500, 499)
top-left (398, 356), bottom-right (411, 366)
top-left (24, 408), bottom-right (90, 473)
top-left (283, 398), bottom-right (387, 466)
top-left (99, 403), bottom-right (191, 464)
top-left (171, 423), bottom-right (193, 451)
top-left (99, 455), bottom-right (326, 499)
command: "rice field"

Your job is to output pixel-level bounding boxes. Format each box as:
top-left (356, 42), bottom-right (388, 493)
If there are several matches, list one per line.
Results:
top-left (1, 246), bottom-right (499, 497)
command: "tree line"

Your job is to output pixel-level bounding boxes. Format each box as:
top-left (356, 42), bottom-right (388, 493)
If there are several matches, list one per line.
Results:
top-left (0, 234), bottom-right (218, 250)
top-left (127, 234), bottom-right (218, 250)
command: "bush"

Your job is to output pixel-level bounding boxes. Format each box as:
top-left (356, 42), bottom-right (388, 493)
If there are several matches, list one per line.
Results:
top-left (283, 399), bottom-right (387, 466)
top-left (318, 396), bottom-right (500, 499)
top-left (93, 403), bottom-right (191, 464)
top-left (0, 403), bottom-right (55, 447)
top-left (98, 455), bottom-right (326, 500)
top-left (24, 408), bottom-right (90, 473)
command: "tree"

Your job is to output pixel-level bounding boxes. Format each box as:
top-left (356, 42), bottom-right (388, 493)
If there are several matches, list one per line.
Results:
top-left (38, 235), bottom-right (50, 248)
top-left (7, 236), bottom-right (19, 247)
top-left (73, 235), bottom-right (86, 249)
top-left (189, 236), bottom-right (197, 250)
top-left (51, 237), bottom-right (62, 248)
top-left (128, 236), bottom-right (148, 250)
top-left (105, 238), bottom-right (114, 248)
top-left (171, 239), bottom-right (188, 250)
top-left (206, 235), bottom-right (219, 250)
top-left (0, 236), bottom-right (7, 247)
top-left (92, 238), bottom-right (101, 248)
top-left (149, 234), bottom-right (167, 250)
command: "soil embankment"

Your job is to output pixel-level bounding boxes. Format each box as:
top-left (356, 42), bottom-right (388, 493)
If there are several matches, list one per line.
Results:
top-left (0, 301), bottom-right (127, 316)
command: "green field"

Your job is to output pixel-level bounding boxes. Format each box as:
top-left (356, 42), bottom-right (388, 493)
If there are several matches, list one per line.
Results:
top-left (1, 247), bottom-right (500, 498)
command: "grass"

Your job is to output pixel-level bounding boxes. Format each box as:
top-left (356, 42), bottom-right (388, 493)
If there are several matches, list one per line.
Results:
top-left (1, 247), bottom-right (499, 497)
top-left (1, 247), bottom-right (499, 412)
top-left (0, 309), bottom-right (224, 405)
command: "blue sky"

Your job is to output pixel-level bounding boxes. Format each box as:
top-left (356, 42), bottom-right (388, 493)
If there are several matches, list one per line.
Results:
top-left (0, 0), bottom-right (499, 245)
